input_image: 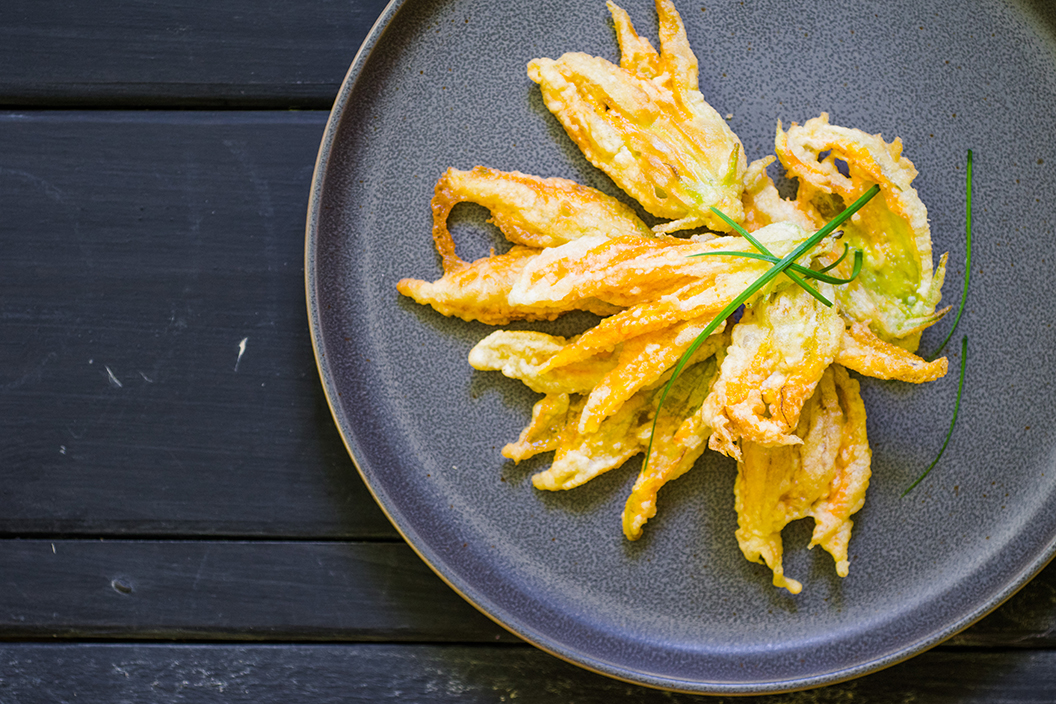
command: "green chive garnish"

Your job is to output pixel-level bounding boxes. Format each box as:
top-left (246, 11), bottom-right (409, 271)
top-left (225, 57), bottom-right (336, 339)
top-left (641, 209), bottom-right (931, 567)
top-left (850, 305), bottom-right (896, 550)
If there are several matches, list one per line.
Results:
top-left (691, 247), bottom-right (863, 285)
top-left (903, 335), bottom-right (967, 496)
top-left (640, 185), bottom-right (881, 474)
top-left (709, 206), bottom-right (831, 306)
top-left (818, 243), bottom-right (851, 273)
top-left (929, 149), bottom-right (973, 360)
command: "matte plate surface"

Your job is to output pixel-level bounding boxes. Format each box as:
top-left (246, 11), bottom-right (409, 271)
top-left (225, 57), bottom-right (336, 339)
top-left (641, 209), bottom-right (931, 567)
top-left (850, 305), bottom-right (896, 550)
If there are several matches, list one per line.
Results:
top-left (306, 0), bottom-right (1056, 693)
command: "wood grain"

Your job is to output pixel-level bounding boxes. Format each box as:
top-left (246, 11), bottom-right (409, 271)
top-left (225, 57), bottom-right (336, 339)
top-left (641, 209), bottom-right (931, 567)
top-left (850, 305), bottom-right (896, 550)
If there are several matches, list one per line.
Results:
top-left (0, 539), bottom-right (1050, 646)
top-left (0, 0), bottom-right (390, 108)
top-left (0, 540), bottom-right (511, 642)
top-left (1, 643), bottom-right (1054, 703)
top-left (0, 111), bottom-right (395, 538)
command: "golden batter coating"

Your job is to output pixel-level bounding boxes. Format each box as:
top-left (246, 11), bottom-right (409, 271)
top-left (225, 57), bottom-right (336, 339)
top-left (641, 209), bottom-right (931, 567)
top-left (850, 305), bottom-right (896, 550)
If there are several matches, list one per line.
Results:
top-left (537, 222), bottom-right (823, 372)
top-left (578, 318), bottom-right (725, 434)
top-left (499, 355), bottom-right (719, 518)
top-left (529, 393), bottom-right (650, 491)
top-left (775, 113), bottom-right (948, 346)
top-left (430, 166), bottom-right (653, 272)
top-left (469, 321), bottom-right (724, 435)
top-left (734, 365), bottom-right (871, 594)
top-left (396, 246), bottom-right (621, 325)
top-left (508, 233), bottom-right (717, 309)
top-left (608, 0), bottom-right (662, 79)
top-left (740, 156), bottom-right (821, 233)
top-left (396, 0), bottom-right (952, 594)
top-left (807, 365), bottom-right (872, 579)
top-left (467, 330), bottom-right (619, 395)
top-left (508, 229), bottom-right (809, 310)
top-left (502, 393), bottom-right (571, 463)
top-left (528, 0), bottom-right (747, 234)
top-left (622, 356), bottom-right (717, 540)
top-left (701, 281), bottom-right (845, 460)
top-left (837, 320), bottom-right (948, 383)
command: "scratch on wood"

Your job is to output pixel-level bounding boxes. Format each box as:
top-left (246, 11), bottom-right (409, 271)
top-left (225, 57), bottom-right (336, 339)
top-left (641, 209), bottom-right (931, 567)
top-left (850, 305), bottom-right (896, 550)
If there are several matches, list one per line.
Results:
top-left (235, 337), bottom-right (248, 371)
top-left (191, 549), bottom-right (210, 591)
top-left (106, 366), bottom-right (123, 388)
top-left (2, 351), bottom-right (57, 390)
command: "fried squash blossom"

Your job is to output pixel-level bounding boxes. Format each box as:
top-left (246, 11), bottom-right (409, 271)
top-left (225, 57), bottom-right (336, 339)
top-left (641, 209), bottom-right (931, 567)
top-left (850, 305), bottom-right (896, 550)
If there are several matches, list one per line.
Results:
top-left (397, 0), bottom-right (948, 594)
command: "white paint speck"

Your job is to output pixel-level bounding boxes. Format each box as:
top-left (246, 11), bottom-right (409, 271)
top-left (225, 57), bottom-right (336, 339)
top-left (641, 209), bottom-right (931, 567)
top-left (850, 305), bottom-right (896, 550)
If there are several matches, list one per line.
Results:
top-left (106, 366), bottom-right (123, 388)
top-left (139, 371), bottom-right (154, 383)
top-left (51, 544), bottom-right (56, 554)
top-left (235, 337), bottom-right (248, 371)
top-left (59, 445), bottom-right (66, 455)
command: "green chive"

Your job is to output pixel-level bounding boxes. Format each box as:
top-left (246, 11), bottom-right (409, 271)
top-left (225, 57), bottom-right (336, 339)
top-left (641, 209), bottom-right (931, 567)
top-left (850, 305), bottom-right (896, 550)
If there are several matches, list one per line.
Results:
top-left (810, 185), bottom-right (880, 240)
top-left (709, 206), bottom-right (831, 306)
top-left (902, 335), bottom-right (968, 496)
top-left (691, 247), bottom-right (863, 285)
top-left (709, 205), bottom-right (765, 249)
top-left (640, 185), bottom-right (881, 474)
top-left (929, 150), bottom-right (973, 360)
top-left (818, 249), bottom-right (863, 285)
top-left (818, 243), bottom-right (850, 273)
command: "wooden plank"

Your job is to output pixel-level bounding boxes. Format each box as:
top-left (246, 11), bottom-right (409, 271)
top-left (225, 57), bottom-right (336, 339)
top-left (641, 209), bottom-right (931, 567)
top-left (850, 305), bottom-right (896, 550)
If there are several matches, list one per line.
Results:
top-left (0, 540), bottom-right (511, 642)
top-left (0, 111), bottom-right (395, 538)
top-left (949, 558), bottom-right (1056, 647)
top-left (0, 0), bottom-right (1051, 109)
top-left (0, 643), bottom-right (1054, 703)
top-left (0, 0), bottom-right (390, 107)
top-left (0, 539), bottom-right (1050, 646)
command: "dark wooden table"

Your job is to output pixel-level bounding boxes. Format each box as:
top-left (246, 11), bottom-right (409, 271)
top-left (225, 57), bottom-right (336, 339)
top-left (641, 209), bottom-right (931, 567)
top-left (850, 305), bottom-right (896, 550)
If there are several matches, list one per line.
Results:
top-left (1, 2), bottom-right (1054, 701)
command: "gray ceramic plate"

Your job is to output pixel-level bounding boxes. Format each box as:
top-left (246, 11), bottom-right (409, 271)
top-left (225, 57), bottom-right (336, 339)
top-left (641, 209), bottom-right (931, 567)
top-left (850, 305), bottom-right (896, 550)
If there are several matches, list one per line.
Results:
top-left (306, 0), bottom-right (1056, 694)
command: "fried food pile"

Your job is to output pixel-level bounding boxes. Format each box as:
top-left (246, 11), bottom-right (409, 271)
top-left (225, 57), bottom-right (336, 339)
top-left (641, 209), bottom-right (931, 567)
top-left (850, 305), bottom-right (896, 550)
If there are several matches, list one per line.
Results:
top-left (397, 0), bottom-right (948, 594)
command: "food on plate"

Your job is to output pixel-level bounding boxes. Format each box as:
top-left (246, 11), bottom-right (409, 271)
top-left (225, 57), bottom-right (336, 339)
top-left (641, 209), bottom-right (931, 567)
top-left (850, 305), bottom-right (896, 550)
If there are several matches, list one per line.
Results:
top-left (397, 0), bottom-right (949, 593)
top-left (774, 115), bottom-right (948, 347)
top-left (527, 0), bottom-right (747, 235)
top-left (734, 365), bottom-right (871, 594)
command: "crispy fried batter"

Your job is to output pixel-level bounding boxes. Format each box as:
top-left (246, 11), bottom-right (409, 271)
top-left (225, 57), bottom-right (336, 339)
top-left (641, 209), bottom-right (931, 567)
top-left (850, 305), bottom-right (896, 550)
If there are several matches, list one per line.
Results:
top-left (701, 282), bottom-right (845, 460)
top-left (734, 365), bottom-right (871, 593)
top-left (580, 318), bottom-right (725, 434)
top-left (538, 222), bottom-right (816, 371)
top-left (775, 113), bottom-right (948, 346)
top-left (468, 330), bottom-right (619, 394)
top-left (808, 365), bottom-right (872, 578)
top-left (520, 356), bottom-right (718, 504)
top-left (503, 393), bottom-right (571, 462)
top-left (398, 0), bottom-right (950, 594)
top-left (740, 156), bottom-right (821, 233)
top-left (397, 246), bottom-right (621, 325)
top-left (527, 0), bottom-right (747, 234)
top-left (530, 393), bottom-right (649, 490)
top-left (510, 231), bottom-right (778, 309)
top-left (837, 320), bottom-right (948, 383)
top-left (431, 166), bottom-right (654, 272)
top-left (490, 330), bottom-right (723, 537)
top-left (472, 320), bottom-right (724, 435)
top-left (623, 356), bottom-right (717, 540)
top-left (510, 234), bottom-right (708, 308)
top-left (607, 0), bottom-right (662, 79)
